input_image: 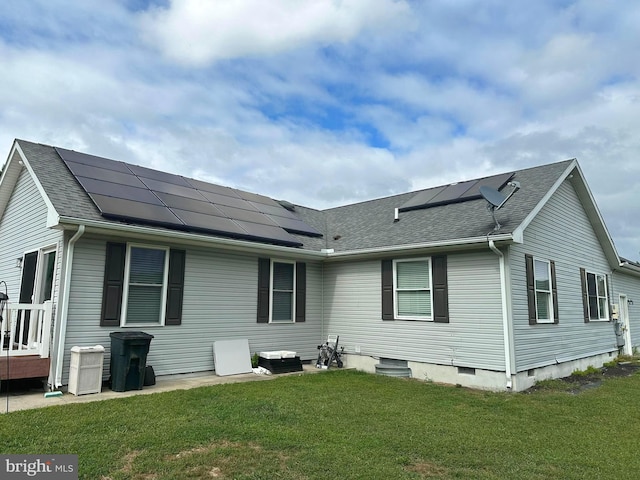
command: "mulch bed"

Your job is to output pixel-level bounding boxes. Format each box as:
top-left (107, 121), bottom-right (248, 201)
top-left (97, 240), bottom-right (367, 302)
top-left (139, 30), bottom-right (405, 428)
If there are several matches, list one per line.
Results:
top-left (528, 362), bottom-right (640, 394)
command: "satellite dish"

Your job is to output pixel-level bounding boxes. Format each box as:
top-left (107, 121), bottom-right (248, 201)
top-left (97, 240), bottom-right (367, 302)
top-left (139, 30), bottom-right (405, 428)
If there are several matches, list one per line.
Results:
top-left (480, 181), bottom-right (521, 230)
top-left (479, 186), bottom-right (506, 208)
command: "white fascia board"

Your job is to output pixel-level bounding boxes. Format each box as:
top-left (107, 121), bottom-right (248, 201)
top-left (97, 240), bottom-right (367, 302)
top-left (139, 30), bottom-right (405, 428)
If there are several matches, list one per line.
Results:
top-left (324, 233), bottom-right (515, 262)
top-left (10, 142), bottom-right (61, 227)
top-left (57, 216), bottom-right (326, 260)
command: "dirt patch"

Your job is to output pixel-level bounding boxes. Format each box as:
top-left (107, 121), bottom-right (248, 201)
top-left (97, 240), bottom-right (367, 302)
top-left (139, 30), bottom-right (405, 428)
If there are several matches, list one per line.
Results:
top-left (405, 460), bottom-right (449, 477)
top-left (528, 361), bottom-right (640, 394)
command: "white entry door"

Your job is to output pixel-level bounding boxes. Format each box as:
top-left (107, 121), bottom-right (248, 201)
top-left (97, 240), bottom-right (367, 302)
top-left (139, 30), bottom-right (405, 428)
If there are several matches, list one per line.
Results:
top-left (619, 295), bottom-right (632, 356)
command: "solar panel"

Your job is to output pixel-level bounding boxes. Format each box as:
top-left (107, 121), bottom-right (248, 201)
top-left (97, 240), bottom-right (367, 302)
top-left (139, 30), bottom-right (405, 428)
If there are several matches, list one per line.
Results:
top-left (76, 176), bottom-right (164, 205)
top-left (427, 179), bottom-right (478, 205)
top-left (235, 189), bottom-right (280, 207)
top-left (154, 191), bottom-right (226, 216)
top-left (398, 186), bottom-right (447, 211)
top-left (215, 204), bottom-right (279, 226)
top-left (127, 164), bottom-right (192, 187)
top-left (63, 160), bottom-right (147, 189)
top-left (198, 190), bottom-right (258, 210)
top-left (268, 215), bottom-right (323, 237)
top-left (249, 201), bottom-right (299, 220)
top-left (184, 177), bottom-right (240, 197)
top-left (91, 194), bottom-right (184, 226)
top-left (399, 172), bottom-right (515, 212)
top-left (55, 147), bottom-right (132, 174)
top-left (233, 221), bottom-right (302, 246)
top-left (58, 148), bottom-right (320, 246)
top-left (463, 172), bottom-right (514, 197)
top-left (141, 177), bottom-right (208, 201)
top-left (170, 208), bottom-right (247, 235)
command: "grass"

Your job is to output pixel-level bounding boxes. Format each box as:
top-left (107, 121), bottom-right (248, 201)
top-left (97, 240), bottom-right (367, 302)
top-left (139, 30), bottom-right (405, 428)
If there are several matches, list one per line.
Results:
top-left (2, 369), bottom-right (640, 479)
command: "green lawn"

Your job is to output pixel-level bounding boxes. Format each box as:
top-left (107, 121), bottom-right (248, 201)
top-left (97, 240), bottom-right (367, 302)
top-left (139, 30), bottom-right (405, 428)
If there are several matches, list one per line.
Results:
top-left (1, 369), bottom-right (639, 479)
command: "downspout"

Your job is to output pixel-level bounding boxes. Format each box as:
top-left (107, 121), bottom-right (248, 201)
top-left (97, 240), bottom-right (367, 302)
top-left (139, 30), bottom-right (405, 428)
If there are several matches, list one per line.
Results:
top-left (53, 225), bottom-right (85, 389)
top-left (488, 239), bottom-right (513, 390)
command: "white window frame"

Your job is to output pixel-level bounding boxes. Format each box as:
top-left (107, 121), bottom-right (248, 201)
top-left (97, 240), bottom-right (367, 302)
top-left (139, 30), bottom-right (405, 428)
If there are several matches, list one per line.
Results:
top-left (585, 271), bottom-right (609, 322)
top-left (533, 258), bottom-right (554, 324)
top-left (121, 244), bottom-right (170, 327)
top-left (393, 257), bottom-right (433, 321)
top-left (22, 244), bottom-right (58, 305)
top-left (269, 259), bottom-right (296, 324)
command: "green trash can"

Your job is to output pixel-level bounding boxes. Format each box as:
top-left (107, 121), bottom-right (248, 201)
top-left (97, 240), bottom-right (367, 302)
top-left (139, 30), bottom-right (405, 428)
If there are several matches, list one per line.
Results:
top-left (109, 331), bottom-right (154, 392)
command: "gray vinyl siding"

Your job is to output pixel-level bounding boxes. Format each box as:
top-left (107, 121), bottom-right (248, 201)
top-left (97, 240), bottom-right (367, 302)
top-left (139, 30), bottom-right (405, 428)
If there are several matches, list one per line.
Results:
top-left (323, 251), bottom-right (505, 370)
top-left (610, 271), bottom-right (640, 350)
top-left (0, 167), bottom-right (63, 309)
top-left (510, 179), bottom-right (617, 372)
top-left (62, 236), bottom-right (323, 384)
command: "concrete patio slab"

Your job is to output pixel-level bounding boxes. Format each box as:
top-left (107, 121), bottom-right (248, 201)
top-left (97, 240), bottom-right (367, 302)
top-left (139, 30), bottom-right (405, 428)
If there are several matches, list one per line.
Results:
top-left (0, 365), bottom-right (320, 414)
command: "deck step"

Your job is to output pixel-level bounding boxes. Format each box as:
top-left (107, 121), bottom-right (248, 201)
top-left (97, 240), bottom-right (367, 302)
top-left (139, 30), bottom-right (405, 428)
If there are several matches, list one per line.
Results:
top-left (0, 356), bottom-right (50, 380)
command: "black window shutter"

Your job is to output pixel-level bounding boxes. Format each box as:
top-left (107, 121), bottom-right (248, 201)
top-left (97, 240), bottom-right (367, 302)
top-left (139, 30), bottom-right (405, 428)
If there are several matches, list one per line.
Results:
top-left (257, 258), bottom-right (270, 323)
top-left (295, 262), bottom-right (306, 322)
top-left (525, 254), bottom-right (537, 325)
top-left (550, 260), bottom-right (559, 324)
top-left (165, 249), bottom-right (186, 326)
top-left (381, 259), bottom-right (394, 320)
top-left (580, 268), bottom-right (589, 323)
top-left (101, 242), bottom-right (126, 326)
top-left (432, 255), bottom-right (449, 323)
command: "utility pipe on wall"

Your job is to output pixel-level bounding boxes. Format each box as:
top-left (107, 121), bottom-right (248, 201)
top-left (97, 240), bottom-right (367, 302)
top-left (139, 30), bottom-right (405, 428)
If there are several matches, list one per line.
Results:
top-left (488, 239), bottom-right (513, 390)
top-left (52, 225), bottom-right (85, 389)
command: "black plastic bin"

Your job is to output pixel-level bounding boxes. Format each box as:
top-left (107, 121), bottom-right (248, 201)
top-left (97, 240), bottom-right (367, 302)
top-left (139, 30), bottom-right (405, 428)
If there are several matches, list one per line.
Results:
top-left (109, 331), bottom-right (154, 392)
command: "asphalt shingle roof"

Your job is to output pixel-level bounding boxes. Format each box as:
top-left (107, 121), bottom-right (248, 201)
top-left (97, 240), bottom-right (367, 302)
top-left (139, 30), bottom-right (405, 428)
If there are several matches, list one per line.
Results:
top-left (313, 160), bottom-right (573, 252)
top-left (15, 139), bottom-right (573, 253)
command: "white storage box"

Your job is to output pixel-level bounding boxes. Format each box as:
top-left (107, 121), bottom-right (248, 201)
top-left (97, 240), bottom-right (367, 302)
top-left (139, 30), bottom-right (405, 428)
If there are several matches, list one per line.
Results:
top-left (259, 350), bottom-right (297, 359)
top-left (68, 345), bottom-right (105, 396)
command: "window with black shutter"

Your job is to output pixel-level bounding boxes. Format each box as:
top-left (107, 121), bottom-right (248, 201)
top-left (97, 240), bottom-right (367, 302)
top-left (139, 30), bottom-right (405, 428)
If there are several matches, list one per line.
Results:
top-left (525, 254), bottom-right (558, 325)
top-left (257, 258), bottom-right (306, 323)
top-left (381, 255), bottom-right (448, 323)
top-left (100, 243), bottom-right (185, 326)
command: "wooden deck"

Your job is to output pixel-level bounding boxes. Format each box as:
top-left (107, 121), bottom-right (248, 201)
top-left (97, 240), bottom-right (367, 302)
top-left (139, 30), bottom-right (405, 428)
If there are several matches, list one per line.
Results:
top-left (0, 355), bottom-right (50, 380)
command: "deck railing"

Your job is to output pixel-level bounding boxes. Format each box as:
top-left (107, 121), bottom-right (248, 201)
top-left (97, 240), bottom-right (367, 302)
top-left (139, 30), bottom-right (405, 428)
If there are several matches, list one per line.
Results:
top-left (0, 301), bottom-right (53, 358)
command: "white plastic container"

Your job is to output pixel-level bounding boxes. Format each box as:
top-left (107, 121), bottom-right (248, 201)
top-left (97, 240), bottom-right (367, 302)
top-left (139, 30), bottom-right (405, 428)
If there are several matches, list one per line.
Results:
top-left (68, 345), bottom-right (105, 395)
top-left (258, 350), bottom-right (297, 359)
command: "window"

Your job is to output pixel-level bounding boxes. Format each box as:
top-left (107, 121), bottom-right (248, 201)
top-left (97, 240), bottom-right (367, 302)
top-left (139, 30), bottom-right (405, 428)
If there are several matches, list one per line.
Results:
top-left (534, 259), bottom-right (553, 323)
top-left (122, 246), bottom-right (168, 325)
top-left (381, 256), bottom-right (448, 323)
top-left (585, 271), bottom-right (609, 321)
top-left (100, 243), bottom-right (185, 327)
top-left (525, 254), bottom-right (558, 325)
top-left (271, 261), bottom-right (295, 323)
top-left (394, 258), bottom-right (432, 320)
top-left (257, 258), bottom-right (306, 323)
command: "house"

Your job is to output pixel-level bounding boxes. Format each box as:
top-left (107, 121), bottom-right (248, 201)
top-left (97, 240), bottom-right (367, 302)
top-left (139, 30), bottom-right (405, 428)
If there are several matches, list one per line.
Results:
top-left (0, 139), bottom-right (638, 392)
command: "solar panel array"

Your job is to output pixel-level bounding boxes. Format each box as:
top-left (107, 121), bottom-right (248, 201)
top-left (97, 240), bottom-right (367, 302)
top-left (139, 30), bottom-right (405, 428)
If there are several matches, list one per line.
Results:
top-left (399, 172), bottom-right (515, 212)
top-left (56, 148), bottom-right (323, 247)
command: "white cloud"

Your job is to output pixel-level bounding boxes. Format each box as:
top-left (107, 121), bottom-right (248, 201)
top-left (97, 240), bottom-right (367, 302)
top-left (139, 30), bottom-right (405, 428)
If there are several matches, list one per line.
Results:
top-left (0, 0), bottom-right (639, 259)
top-left (139, 0), bottom-right (411, 65)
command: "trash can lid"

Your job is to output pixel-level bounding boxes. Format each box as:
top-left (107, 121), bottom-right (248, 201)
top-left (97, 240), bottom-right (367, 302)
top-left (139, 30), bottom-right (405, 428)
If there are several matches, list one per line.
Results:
top-left (71, 345), bottom-right (105, 353)
top-left (109, 331), bottom-right (154, 340)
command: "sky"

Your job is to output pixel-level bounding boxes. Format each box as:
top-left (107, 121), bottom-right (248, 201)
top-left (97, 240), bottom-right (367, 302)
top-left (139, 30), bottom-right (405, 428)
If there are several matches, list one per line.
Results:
top-left (0, 0), bottom-right (638, 260)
